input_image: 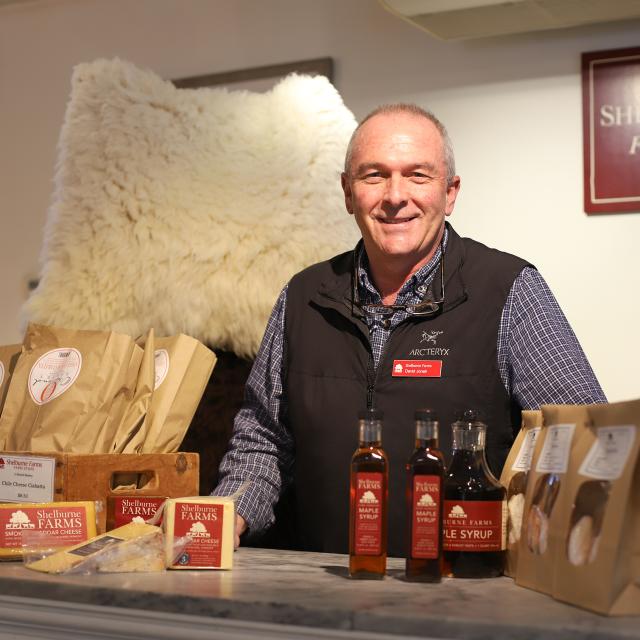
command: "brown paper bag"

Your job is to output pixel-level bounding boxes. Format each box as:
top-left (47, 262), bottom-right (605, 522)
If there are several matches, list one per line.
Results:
top-left (0, 324), bottom-right (138, 453)
top-left (0, 344), bottom-right (22, 420)
top-left (500, 410), bottom-right (543, 577)
top-left (515, 405), bottom-right (589, 594)
top-left (552, 399), bottom-right (640, 615)
top-left (107, 328), bottom-right (155, 454)
top-left (141, 335), bottom-right (216, 454)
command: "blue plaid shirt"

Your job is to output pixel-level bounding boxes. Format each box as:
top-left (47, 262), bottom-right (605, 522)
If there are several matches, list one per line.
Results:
top-left (216, 230), bottom-right (606, 534)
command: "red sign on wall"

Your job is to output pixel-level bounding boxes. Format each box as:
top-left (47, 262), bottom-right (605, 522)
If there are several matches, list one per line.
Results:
top-left (582, 47), bottom-right (640, 215)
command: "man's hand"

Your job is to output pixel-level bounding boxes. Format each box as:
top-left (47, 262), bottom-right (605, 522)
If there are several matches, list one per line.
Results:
top-left (235, 514), bottom-right (247, 549)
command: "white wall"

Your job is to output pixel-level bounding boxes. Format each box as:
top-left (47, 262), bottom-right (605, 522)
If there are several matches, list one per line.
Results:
top-left (1, 0), bottom-right (638, 401)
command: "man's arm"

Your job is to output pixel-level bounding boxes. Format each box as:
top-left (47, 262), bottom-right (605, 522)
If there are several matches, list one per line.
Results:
top-left (499, 267), bottom-right (607, 409)
top-left (214, 286), bottom-right (293, 544)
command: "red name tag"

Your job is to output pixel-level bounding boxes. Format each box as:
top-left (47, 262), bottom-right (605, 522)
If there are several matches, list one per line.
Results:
top-left (392, 360), bottom-right (442, 378)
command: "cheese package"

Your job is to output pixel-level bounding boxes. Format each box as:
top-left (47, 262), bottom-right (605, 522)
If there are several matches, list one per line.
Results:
top-left (26, 522), bottom-right (165, 574)
top-left (106, 495), bottom-right (167, 531)
top-left (164, 496), bottom-right (234, 570)
top-left (0, 500), bottom-right (96, 559)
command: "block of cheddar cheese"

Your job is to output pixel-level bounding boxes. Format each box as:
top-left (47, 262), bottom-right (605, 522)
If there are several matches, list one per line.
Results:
top-left (0, 501), bottom-right (96, 559)
top-left (26, 522), bottom-right (164, 574)
top-left (164, 496), bottom-right (234, 569)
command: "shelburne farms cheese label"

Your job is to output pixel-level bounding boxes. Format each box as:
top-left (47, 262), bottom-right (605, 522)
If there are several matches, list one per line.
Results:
top-left (108, 496), bottom-right (167, 530)
top-left (164, 497), bottom-right (234, 569)
top-left (0, 501), bottom-right (96, 558)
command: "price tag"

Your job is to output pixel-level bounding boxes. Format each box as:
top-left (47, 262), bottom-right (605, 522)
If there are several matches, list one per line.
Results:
top-left (0, 455), bottom-right (55, 503)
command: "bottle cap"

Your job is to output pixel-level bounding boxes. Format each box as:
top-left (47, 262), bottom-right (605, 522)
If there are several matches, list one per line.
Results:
top-left (358, 408), bottom-right (383, 421)
top-left (414, 408), bottom-right (438, 422)
top-left (455, 409), bottom-right (483, 423)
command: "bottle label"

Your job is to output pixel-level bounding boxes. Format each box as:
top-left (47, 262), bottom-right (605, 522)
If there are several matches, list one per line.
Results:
top-left (411, 475), bottom-right (440, 559)
top-left (443, 500), bottom-right (505, 552)
top-left (354, 472), bottom-right (383, 556)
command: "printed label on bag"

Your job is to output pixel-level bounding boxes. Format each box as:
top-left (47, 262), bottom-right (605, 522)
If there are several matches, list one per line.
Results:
top-left (392, 360), bottom-right (442, 378)
top-left (172, 502), bottom-right (223, 567)
top-left (154, 349), bottom-right (169, 389)
top-left (411, 475), bottom-right (440, 559)
top-left (354, 472), bottom-right (384, 555)
top-left (512, 427), bottom-right (542, 472)
top-left (443, 500), bottom-right (506, 552)
top-left (0, 454), bottom-right (55, 503)
top-left (535, 423), bottom-right (576, 474)
top-left (579, 425), bottom-right (636, 480)
top-left (28, 348), bottom-right (82, 405)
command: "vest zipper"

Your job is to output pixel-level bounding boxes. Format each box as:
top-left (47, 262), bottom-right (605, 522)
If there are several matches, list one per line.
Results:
top-left (366, 352), bottom-right (376, 409)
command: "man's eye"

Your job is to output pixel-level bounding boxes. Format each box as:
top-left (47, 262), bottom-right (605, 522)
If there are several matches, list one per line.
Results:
top-left (410, 173), bottom-right (431, 182)
top-left (362, 173), bottom-right (384, 183)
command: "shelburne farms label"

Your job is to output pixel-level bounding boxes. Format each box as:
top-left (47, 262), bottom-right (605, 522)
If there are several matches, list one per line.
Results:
top-left (354, 472), bottom-right (384, 555)
top-left (443, 500), bottom-right (506, 552)
top-left (0, 501), bottom-right (95, 556)
top-left (582, 47), bottom-right (640, 214)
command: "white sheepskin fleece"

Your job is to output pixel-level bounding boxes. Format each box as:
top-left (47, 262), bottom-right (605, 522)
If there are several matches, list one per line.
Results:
top-left (23, 58), bottom-right (359, 358)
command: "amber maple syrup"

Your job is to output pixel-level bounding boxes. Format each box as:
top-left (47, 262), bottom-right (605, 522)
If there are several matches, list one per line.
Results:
top-left (349, 408), bottom-right (388, 579)
top-left (406, 409), bottom-right (444, 582)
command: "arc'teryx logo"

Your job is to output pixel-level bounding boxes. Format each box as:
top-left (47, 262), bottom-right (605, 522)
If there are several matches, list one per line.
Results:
top-left (420, 330), bottom-right (443, 344)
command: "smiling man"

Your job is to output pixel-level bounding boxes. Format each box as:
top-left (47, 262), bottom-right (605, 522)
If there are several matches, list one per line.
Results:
top-left (215, 104), bottom-right (606, 556)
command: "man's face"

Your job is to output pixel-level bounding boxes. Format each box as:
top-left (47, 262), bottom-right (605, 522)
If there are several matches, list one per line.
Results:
top-left (341, 112), bottom-right (460, 270)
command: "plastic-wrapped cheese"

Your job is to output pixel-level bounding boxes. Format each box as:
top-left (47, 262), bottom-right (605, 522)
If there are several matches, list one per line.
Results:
top-left (26, 522), bottom-right (164, 574)
top-left (164, 496), bottom-right (234, 569)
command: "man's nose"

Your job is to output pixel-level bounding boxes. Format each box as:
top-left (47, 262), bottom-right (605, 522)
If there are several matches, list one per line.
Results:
top-left (383, 175), bottom-right (408, 208)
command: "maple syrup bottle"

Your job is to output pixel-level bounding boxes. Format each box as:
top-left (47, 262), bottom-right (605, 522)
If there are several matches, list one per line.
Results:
top-left (406, 409), bottom-right (444, 582)
top-left (443, 410), bottom-right (506, 578)
top-left (349, 408), bottom-right (388, 579)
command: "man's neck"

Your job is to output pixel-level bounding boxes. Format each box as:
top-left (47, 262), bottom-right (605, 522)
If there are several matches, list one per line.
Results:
top-left (367, 242), bottom-right (442, 305)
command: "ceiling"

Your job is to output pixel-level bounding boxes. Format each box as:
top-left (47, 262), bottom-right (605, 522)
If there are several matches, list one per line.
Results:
top-left (379, 0), bottom-right (640, 40)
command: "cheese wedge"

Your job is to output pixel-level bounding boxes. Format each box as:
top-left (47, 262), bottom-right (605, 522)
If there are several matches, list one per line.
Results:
top-left (164, 496), bottom-right (234, 569)
top-left (27, 522), bottom-right (164, 574)
top-left (0, 501), bottom-right (96, 559)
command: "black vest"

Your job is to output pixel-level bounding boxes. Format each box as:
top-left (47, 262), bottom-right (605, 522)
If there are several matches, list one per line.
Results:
top-left (282, 225), bottom-right (530, 556)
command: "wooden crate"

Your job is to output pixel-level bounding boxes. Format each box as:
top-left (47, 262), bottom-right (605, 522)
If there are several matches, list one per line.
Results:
top-left (1, 452), bottom-right (199, 533)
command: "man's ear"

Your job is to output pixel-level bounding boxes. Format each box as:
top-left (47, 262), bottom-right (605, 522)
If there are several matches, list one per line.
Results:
top-left (341, 172), bottom-right (354, 215)
top-left (445, 176), bottom-right (461, 216)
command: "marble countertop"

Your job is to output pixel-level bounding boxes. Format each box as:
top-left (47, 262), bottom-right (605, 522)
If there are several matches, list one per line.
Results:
top-left (0, 547), bottom-right (637, 639)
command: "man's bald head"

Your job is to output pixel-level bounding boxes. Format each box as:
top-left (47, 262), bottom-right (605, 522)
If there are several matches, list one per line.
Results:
top-left (344, 104), bottom-right (456, 184)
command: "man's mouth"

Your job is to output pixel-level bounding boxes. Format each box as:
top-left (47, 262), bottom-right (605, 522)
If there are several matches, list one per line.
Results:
top-left (378, 217), bottom-right (416, 225)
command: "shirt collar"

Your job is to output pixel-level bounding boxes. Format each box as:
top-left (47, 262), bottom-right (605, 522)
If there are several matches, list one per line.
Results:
top-left (357, 226), bottom-right (449, 303)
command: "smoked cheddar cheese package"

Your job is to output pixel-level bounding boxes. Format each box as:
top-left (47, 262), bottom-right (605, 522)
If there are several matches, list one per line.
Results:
top-left (499, 410), bottom-right (543, 577)
top-left (552, 399), bottom-right (640, 615)
top-left (516, 405), bottom-right (589, 595)
top-left (0, 500), bottom-right (96, 559)
top-left (163, 496), bottom-right (234, 570)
